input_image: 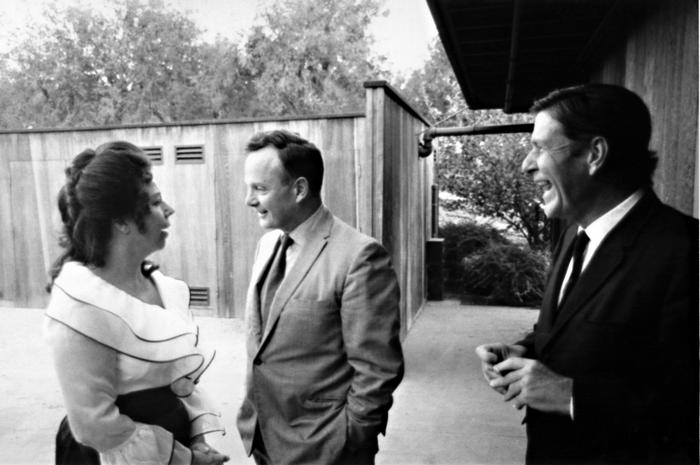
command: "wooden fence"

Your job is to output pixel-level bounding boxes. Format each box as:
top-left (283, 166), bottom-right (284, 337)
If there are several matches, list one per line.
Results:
top-left (0, 82), bottom-right (434, 334)
top-left (364, 82), bottom-right (434, 338)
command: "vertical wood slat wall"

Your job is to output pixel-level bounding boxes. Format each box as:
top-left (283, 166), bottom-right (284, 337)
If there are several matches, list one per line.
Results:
top-left (364, 81), bottom-right (434, 339)
top-left (0, 116), bottom-right (363, 315)
top-left (591, 0), bottom-right (698, 217)
top-left (0, 85), bottom-right (433, 334)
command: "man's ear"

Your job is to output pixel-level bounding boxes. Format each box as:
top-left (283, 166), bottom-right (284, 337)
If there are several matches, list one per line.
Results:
top-left (587, 136), bottom-right (609, 176)
top-left (293, 177), bottom-right (310, 202)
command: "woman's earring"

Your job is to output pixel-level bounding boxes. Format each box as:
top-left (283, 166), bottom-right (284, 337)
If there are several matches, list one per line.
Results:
top-left (116, 223), bottom-right (130, 235)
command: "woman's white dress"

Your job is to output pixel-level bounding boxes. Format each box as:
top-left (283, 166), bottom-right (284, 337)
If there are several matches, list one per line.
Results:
top-left (45, 261), bottom-right (223, 465)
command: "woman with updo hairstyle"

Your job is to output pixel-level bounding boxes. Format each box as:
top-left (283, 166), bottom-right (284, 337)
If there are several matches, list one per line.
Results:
top-left (45, 141), bottom-right (229, 465)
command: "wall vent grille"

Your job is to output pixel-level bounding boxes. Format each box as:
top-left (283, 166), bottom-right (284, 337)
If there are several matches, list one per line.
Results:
top-left (141, 146), bottom-right (163, 164)
top-left (189, 287), bottom-right (210, 307)
top-left (175, 145), bottom-right (204, 163)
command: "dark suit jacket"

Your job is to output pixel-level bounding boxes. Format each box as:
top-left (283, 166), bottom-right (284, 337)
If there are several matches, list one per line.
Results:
top-left (237, 206), bottom-right (404, 465)
top-left (517, 191), bottom-right (698, 464)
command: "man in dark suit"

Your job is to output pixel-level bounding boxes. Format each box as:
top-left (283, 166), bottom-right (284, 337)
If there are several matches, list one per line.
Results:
top-left (237, 129), bottom-right (404, 465)
top-left (476, 83), bottom-right (698, 464)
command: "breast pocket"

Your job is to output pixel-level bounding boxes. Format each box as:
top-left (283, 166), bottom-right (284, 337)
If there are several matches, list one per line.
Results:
top-left (279, 298), bottom-right (342, 345)
top-left (286, 297), bottom-right (338, 318)
top-left (570, 319), bottom-right (630, 371)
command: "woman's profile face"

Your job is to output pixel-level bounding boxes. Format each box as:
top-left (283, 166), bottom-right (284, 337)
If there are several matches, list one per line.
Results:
top-left (139, 181), bottom-right (175, 253)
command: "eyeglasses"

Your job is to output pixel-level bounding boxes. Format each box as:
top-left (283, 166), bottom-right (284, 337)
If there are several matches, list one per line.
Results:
top-left (528, 142), bottom-right (575, 157)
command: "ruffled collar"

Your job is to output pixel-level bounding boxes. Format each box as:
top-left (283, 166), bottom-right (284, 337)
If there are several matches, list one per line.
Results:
top-left (46, 261), bottom-right (214, 396)
top-left (51, 261), bottom-right (193, 341)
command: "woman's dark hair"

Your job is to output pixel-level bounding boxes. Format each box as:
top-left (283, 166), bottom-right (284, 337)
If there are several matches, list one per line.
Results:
top-left (530, 83), bottom-right (658, 189)
top-left (246, 129), bottom-right (324, 197)
top-left (48, 141), bottom-right (153, 288)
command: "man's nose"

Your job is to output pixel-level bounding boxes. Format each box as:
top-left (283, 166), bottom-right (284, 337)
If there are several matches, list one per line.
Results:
top-left (245, 189), bottom-right (256, 206)
top-left (521, 148), bottom-right (536, 174)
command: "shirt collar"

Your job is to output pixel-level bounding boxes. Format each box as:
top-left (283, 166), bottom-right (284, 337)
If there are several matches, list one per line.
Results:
top-left (288, 204), bottom-right (325, 248)
top-left (581, 189), bottom-right (644, 244)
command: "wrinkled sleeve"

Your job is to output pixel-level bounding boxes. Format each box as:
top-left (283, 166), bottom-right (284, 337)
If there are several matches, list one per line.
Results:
top-left (514, 329), bottom-right (536, 358)
top-left (340, 240), bottom-right (404, 448)
top-left (180, 384), bottom-right (225, 438)
top-left (45, 318), bottom-right (192, 465)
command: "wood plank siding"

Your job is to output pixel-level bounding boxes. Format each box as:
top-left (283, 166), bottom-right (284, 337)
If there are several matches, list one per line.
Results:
top-left (364, 81), bottom-right (434, 339)
top-left (0, 85), bottom-right (434, 334)
top-left (210, 116), bottom-right (365, 318)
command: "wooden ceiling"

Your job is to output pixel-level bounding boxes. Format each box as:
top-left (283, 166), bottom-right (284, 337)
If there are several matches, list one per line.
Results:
top-left (426, 0), bottom-right (619, 113)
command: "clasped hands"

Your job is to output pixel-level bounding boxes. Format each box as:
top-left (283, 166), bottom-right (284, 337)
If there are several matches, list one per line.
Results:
top-left (475, 343), bottom-right (572, 415)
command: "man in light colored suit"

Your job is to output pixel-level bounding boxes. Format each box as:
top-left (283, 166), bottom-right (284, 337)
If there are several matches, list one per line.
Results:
top-left (237, 129), bottom-right (404, 465)
top-left (476, 84), bottom-right (698, 464)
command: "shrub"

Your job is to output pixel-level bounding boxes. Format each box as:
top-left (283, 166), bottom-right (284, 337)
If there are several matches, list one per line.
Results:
top-left (439, 221), bottom-right (509, 291)
top-left (461, 243), bottom-right (549, 307)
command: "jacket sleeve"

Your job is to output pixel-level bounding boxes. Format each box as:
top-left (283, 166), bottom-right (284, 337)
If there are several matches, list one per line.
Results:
top-left (340, 240), bottom-right (404, 448)
top-left (45, 319), bottom-right (192, 465)
top-left (514, 330), bottom-right (536, 358)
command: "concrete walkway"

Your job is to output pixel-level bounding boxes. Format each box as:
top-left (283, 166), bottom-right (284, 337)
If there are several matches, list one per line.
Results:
top-left (0, 301), bottom-right (537, 465)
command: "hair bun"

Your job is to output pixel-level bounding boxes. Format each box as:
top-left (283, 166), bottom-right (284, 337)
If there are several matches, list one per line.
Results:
top-left (65, 148), bottom-right (96, 188)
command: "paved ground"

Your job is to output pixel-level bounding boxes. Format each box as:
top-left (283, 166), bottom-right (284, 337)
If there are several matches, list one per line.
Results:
top-left (0, 300), bottom-right (537, 465)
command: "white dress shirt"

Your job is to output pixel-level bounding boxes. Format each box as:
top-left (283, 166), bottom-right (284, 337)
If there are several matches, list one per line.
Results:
top-left (558, 189), bottom-right (644, 305)
top-left (284, 204), bottom-right (325, 276)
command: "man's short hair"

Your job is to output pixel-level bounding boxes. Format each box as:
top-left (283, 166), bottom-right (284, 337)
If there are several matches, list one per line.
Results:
top-left (531, 83), bottom-right (658, 188)
top-left (246, 129), bottom-right (324, 197)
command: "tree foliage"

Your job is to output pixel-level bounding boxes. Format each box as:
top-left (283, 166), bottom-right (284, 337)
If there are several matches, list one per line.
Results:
top-left (0, 0), bottom-right (548, 251)
top-left (0, 0), bottom-right (386, 128)
top-left (242, 0), bottom-right (387, 116)
top-left (400, 39), bottom-right (550, 250)
top-left (1, 0), bottom-right (216, 127)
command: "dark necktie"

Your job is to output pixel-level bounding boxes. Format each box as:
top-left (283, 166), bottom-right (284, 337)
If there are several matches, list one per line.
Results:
top-left (559, 230), bottom-right (589, 307)
top-left (260, 234), bottom-right (292, 327)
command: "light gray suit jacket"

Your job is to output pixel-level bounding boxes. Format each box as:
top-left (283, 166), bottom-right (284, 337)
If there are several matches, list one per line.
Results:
top-left (237, 206), bottom-right (404, 464)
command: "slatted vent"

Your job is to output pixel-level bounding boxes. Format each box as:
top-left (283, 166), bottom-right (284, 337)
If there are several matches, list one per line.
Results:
top-left (189, 287), bottom-right (210, 307)
top-left (175, 145), bottom-right (205, 163)
top-left (141, 146), bottom-right (163, 164)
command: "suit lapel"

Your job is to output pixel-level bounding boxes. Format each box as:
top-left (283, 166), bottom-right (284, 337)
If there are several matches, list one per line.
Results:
top-left (541, 229), bottom-right (576, 327)
top-left (542, 191), bottom-right (659, 349)
top-left (549, 243), bottom-right (625, 334)
top-left (258, 207), bottom-right (334, 348)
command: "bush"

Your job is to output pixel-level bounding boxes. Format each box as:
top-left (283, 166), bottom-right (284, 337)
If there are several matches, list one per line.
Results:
top-left (461, 243), bottom-right (549, 307)
top-left (439, 221), bottom-right (509, 291)
top-left (439, 220), bottom-right (550, 307)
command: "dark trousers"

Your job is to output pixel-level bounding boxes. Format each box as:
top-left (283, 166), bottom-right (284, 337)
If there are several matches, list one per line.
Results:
top-left (337, 444), bottom-right (377, 465)
top-left (55, 417), bottom-right (100, 465)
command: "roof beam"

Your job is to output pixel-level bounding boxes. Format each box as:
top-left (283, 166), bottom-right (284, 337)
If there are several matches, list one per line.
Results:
top-left (504, 0), bottom-right (524, 113)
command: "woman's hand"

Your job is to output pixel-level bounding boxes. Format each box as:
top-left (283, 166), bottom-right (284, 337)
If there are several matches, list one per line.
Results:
top-left (191, 437), bottom-right (229, 465)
